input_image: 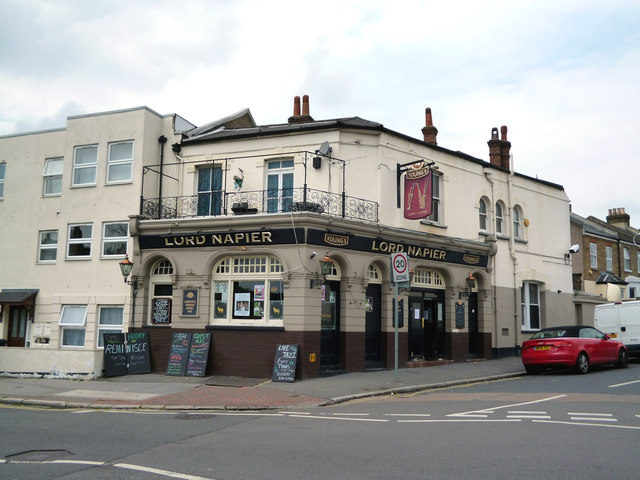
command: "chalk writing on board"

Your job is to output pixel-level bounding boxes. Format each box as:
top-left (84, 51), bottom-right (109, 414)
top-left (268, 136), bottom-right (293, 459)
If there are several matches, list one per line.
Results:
top-left (166, 332), bottom-right (191, 376)
top-left (272, 344), bottom-right (299, 383)
top-left (126, 331), bottom-right (151, 374)
top-left (103, 333), bottom-right (128, 377)
top-left (185, 332), bottom-right (211, 377)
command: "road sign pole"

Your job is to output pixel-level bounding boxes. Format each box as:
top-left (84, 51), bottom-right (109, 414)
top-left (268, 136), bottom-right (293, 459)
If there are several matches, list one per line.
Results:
top-left (394, 282), bottom-right (399, 382)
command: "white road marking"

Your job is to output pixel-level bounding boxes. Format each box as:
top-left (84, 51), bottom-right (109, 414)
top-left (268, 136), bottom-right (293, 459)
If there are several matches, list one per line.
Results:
top-left (288, 414), bottom-right (388, 422)
top-left (332, 413), bottom-right (370, 416)
top-left (507, 415), bottom-right (551, 419)
top-left (570, 417), bottom-right (617, 422)
top-left (397, 419), bottom-right (522, 423)
top-left (447, 394), bottom-right (566, 418)
top-left (533, 419), bottom-right (640, 430)
top-left (115, 463), bottom-right (214, 479)
top-left (609, 379), bottom-right (640, 388)
top-left (385, 413), bottom-right (432, 417)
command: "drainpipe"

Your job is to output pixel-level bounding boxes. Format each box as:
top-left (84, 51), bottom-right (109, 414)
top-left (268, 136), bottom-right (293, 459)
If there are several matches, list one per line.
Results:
top-left (158, 135), bottom-right (167, 219)
top-left (484, 170), bottom-right (499, 355)
top-left (506, 154), bottom-right (519, 354)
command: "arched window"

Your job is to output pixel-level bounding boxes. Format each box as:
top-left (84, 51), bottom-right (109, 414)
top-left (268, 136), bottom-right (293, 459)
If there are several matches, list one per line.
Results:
top-left (495, 202), bottom-right (504, 235)
top-left (412, 268), bottom-right (445, 288)
top-left (149, 258), bottom-right (174, 325)
top-left (479, 198), bottom-right (488, 232)
top-left (212, 255), bottom-right (284, 326)
top-left (367, 264), bottom-right (382, 284)
top-left (513, 205), bottom-right (523, 240)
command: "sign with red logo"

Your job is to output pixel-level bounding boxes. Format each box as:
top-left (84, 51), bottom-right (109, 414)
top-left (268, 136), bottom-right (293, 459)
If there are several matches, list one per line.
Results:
top-left (404, 167), bottom-right (432, 219)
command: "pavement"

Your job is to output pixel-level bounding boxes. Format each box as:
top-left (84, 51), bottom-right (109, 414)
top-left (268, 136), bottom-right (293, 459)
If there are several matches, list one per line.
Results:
top-left (0, 357), bottom-right (525, 410)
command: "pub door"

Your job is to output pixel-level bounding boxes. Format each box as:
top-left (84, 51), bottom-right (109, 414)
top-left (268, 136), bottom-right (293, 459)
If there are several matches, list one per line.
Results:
top-left (320, 280), bottom-right (342, 374)
top-left (8, 307), bottom-right (28, 347)
top-left (408, 292), bottom-right (445, 360)
top-left (364, 283), bottom-right (382, 369)
top-left (468, 292), bottom-right (479, 357)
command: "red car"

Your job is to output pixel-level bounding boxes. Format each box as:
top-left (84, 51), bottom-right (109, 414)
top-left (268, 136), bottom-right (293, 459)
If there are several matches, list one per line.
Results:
top-left (521, 326), bottom-right (629, 374)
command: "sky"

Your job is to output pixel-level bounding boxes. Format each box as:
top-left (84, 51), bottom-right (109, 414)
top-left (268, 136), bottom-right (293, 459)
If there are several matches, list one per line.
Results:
top-left (1, 0), bottom-right (639, 227)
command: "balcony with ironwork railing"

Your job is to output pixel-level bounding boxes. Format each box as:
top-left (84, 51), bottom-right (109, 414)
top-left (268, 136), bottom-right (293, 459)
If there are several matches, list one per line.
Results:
top-left (140, 187), bottom-right (379, 223)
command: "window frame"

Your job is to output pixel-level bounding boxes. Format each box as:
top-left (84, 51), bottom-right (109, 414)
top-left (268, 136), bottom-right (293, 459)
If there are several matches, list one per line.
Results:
top-left (0, 162), bottom-right (6, 199)
top-left (623, 247), bottom-right (631, 272)
top-left (513, 205), bottom-right (523, 240)
top-left (212, 255), bottom-right (285, 327)
top-left (589, 243), bottom-right (598, 269)
top-left (265, 158), bottom-right (294, 213)
top-left (102, 221), bottom-right (129, 258)
top-left (495, 202), bottom-right (504, 235)
top-left (67, 223), bottom-right (93, 259)
top-left (149, 259), bottom-right (174, 325)
top-left (97, 306), bottom-right (124, 347)
top-left (605, 246), bottom-right (613, 272)
top-left (521, 281), bottom-right (541, 331)
top-left (59, 305), bottom-right (87, 347)
top-left (478, 197), bottom-right (488, 232)
top-left (107, 141), bottom-right (134, 184)
top-left (43, 157), bottom-right (64, 196)
top-left (38, 230), bottom-right (58, 263)
top-left (72, 145), bottom-right (98, 187)
top-left (426, 173), bottom-right (442, 224)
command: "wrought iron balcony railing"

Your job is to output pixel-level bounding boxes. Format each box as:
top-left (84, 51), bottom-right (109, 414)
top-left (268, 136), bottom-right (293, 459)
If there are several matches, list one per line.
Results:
top-left (140, 187), bottom-right (379, 223)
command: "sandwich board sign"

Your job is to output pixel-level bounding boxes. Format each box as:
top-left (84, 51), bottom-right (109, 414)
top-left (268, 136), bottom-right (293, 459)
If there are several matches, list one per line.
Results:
top-left (390, 252), bottom-right (410, 284)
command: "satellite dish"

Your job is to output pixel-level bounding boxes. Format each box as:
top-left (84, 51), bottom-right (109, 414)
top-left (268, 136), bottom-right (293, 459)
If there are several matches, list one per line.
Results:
top-left (318, 141), bottom-right (332, 156)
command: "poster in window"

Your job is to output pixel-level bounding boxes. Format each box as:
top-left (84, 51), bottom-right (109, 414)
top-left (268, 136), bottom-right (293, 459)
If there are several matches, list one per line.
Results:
top-left (271, 301), bottom-right (283, 319)
top-left (234, 292), bottom-right (251, 317)
top-left (253, 301), bottom-right (264, 317)
top-left (254, 285), bottom-right (265, 301)
top-left (365, 297), bottom-right (373, 312)
top-left (152, 298), bottom-right (171, 324)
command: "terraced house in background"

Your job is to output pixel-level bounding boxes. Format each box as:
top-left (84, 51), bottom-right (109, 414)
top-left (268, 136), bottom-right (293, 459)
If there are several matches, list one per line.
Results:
top-left (1, 96), bottom-right (590, 378)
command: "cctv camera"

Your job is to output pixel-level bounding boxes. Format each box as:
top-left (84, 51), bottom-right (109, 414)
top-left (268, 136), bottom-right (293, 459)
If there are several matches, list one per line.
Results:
top-left (569, 244), bottom-right (580, 254)
top-left (310, 252), bottom-right (318, 259)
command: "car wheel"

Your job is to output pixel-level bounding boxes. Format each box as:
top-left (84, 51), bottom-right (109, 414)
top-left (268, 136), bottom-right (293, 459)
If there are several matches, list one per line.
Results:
top-left (576, 352), bottom-right (589, 374)
top-left (616, 348), bottom-right (629, 369)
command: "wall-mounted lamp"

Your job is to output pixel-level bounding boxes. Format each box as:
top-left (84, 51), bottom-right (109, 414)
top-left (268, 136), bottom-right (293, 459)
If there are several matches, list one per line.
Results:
top-left (310, 254), bottom-right (334, 288)
top-left (459, 272), bottom-right (476, 299)
top-left (119, 255), bottom-right (138, 288)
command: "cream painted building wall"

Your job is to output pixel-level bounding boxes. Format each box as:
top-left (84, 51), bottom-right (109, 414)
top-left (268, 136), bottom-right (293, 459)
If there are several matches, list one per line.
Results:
top-left (0, 107), bottom-right (192, 376)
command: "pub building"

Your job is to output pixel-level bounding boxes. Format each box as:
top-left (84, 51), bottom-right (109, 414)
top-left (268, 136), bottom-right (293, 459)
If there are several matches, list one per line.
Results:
top-left (126, 96), bottom-right (574, 379)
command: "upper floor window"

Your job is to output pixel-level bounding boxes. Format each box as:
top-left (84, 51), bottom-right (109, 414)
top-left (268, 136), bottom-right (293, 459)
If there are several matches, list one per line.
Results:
top-left (266, 159), bottom-right (294, 213)
top-left (637, 252), bottom-right (640, 273)
top-left (72, 145), bottom-right (98, 186)
top-left (513, 205), bottom-right (523, 240)
top-left (59, 305), bottom-right (87, 347)
top-left (426, 173), bottom-right (442, 223)
top-left (197, 165), bottom-right (223, 216)
top-left (43, 157), bottom-right (63, 196)
top-left (38, 230), bottom-right (58, 263)
top-left (478, 198), bottom-right (488, 232)
top-left (67, 223), bottom-right (92, 258)
top-left (495, 202), bottom-right (504, 234)
top-left (605, 246), bottom-right (613, 271)
top-left (521, 281), bottom-right (540, 331)
top-left (623, 248), bottom-right (631, 272)
top-left (102, 222), bottom-right (129, 257)
top-left (0, 162), bottom-right (6, 199)
top-left (589, 243), bottom-right (597, 269)
top-left (107, 141), bottom-right (133, 184)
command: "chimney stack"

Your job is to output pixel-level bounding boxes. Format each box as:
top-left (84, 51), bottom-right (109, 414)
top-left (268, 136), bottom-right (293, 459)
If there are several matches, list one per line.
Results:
top-left (288, 94), bottom-right (314, 124)
top-left (421, 107), bottom-right (438, 145)
top-left (606, 208), bottom-right (631, 229)
top-left (488, 126), bottom-right (511, 169)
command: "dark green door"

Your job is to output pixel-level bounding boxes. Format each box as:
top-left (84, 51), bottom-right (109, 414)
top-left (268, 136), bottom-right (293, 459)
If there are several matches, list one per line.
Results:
top-left (365, 283), bottom-right (382, 369)
top-left (320, 281), bottom-right (341, 373)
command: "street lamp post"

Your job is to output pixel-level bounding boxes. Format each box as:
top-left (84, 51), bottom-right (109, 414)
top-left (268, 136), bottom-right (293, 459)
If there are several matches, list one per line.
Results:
top-left (119, 255), bottom-right (138, 330)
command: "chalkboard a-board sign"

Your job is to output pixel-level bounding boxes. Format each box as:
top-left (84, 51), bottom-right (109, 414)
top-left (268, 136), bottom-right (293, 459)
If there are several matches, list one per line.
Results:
top-left (272, 344), bottom-right (299, 383)
top-left (455, 302), bottom-right (465, 329)
top-left (166, 332), bottom-right (191, 376)
top-left (185, 332), bottom-right (211, 377)
top-left (126, 331), bottom-right (151, 374)
top-left (103, 333), bottom-right (128, 377)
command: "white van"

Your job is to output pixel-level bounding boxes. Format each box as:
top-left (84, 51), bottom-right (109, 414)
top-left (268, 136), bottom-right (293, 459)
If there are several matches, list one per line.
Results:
top-left (595, 301), bottom-right (640, 358)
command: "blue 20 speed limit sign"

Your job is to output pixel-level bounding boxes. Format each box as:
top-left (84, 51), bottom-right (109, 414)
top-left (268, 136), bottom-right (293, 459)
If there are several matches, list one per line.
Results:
top-left (390, 252), bottom-right (410, 283)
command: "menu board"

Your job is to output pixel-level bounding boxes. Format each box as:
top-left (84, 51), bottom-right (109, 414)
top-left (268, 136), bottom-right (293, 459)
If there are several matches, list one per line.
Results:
top-left (152, 297), bottom-right (171, 324)
top-left (126, 331), bottom-right (151, 374)
top-left (103, 333), bottom-right (128, 377)
top-left (185, 332), bottom-right (211, 377)
top-left (166, 332), bottom-right (191, 376)
top-left (272, 344), bottom-right (299, 383)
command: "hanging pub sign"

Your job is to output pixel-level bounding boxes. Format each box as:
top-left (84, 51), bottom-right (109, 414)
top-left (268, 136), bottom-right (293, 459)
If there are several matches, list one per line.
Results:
top-left (404, 166), bottom-right (432, 219)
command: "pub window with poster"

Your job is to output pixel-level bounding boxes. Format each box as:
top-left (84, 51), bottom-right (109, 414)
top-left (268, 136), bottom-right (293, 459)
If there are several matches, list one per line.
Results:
top-left (211, 255), bottom-right (284, 326)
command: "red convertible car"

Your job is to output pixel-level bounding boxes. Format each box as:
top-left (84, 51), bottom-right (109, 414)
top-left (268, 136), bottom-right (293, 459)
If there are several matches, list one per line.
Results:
top-left (521, 326), bottom-right (629, 374)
